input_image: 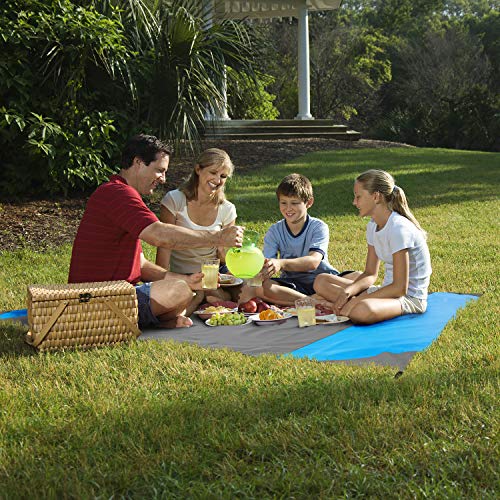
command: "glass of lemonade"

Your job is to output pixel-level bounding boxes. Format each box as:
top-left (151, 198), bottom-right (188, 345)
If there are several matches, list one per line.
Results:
top-left (295, 297), bottom-right (316, 328)
top-left (201, 258), bottom-right (220, 289)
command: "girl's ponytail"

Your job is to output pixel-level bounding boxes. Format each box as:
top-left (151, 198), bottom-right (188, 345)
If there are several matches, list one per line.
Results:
top-left (390, 185), bottom-right (426, 236)
top-left (356, 170), bottom-right (426, 236)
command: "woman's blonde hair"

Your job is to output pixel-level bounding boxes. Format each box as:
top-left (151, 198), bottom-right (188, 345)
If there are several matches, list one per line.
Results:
top-left (356, 169), bottom-right (426, 234)
top-left (180, 148), bottom-right (234, 205)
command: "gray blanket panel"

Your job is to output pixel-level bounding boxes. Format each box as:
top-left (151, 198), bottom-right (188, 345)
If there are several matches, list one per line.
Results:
top-left (140, 316), bottom-right (351, 356)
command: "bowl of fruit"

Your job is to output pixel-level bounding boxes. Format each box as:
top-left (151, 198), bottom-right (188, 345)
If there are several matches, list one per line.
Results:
top-left (237, 297), bottom-right (275, 316)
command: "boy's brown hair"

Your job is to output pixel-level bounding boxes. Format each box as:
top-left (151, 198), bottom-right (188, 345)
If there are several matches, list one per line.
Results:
top-left (276, 173), bottom-right (313, 203)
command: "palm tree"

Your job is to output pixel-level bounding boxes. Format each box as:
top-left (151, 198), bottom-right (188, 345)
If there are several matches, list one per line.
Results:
top-left (87, 0), bottom-right (256, 149)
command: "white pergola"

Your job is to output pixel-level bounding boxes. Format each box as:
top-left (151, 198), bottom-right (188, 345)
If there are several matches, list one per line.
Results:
top-left (212, 0), bottom-right (342, 120)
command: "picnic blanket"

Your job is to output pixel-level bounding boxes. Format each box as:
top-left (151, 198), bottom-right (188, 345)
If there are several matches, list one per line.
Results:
top-left (1, 292), bottom-right (478, 369)
top-left (140, 292), bottom-right (478, 369)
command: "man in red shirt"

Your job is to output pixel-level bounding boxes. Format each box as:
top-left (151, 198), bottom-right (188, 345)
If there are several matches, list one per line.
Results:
top-left (69, 134), bottom-right (243, 328)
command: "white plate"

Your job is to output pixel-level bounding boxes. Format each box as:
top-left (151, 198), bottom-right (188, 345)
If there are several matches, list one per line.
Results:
top-left (248, 312), bottom-right (293, 326)
top-left (315, 315), bottom-right (350, 325)
top-left (219, 274), bottom-right (244, 287)
top-left (205, 316), bottom-right (252, 327)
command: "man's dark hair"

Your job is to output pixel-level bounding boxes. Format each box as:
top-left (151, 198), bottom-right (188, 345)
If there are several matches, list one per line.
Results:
top-left (121, 134), bottom-right (172, 169)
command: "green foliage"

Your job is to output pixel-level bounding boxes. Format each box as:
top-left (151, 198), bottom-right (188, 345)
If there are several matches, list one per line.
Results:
top-left (0, 0), bottom-right (257, 195)
top-left (227, 69), bottom-right (279, 120)
top-left (252, 18), bottom-right (298, 119)
top-left (310, 20), bottom-right (392, 121)
top-left (1, 148), bottom-right (499, 496)
top-left (256, 1), bottom-right (499, 151)
top-left (375, 26), bottom-right (500, 150)
top-left (0, 107), bottom-right (119, 195)
top-left (141, 2), bottom-right (256, 150)
top-left (0, 0), bottom-right (133, 196)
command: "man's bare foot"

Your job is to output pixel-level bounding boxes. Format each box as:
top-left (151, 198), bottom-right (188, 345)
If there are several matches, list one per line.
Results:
top-left (175, 315), bottom-right (193, 328)
top-left (157, 315), bottom-right (193, 329)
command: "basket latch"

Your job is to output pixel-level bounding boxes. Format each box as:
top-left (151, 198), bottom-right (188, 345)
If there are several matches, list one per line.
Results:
top-left (79, 293), bottom-right (92, 303)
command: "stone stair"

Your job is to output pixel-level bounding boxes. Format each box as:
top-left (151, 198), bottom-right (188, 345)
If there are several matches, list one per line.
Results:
top-left (203, 119), bottom-right (361, 140)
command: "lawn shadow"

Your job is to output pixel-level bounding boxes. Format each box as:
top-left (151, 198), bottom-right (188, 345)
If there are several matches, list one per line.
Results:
top-left (233, 148), bottom-right (499, 221)
top-left (0, 344), bottom-right (494, 497)
top-left (0, 321), bottom-right (36, 358)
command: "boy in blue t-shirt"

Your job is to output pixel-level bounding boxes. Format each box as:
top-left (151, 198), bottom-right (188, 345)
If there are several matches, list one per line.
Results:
top-left (240, 173), bottom-right (355, 306)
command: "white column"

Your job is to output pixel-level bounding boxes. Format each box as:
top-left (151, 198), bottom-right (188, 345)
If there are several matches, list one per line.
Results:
top-left (204, 0), bottom-right (230, 121)
top-left (295, 2), bottom-right (313, 120)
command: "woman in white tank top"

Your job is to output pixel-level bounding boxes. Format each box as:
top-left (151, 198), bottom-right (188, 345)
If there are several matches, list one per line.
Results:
top-left (156, 149), bottom-right (237, 305)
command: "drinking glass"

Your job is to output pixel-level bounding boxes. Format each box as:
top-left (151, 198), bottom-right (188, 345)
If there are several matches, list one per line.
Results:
top-left (201, 258), bottom-right (220, 289)
top-left (247, 273), bottom-right (263, 287)
top-left (295, 297), bottom-right (316, 327)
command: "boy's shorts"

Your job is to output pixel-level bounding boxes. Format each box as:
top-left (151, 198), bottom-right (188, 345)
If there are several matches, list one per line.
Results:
top-left (271, 270), bottom-right (355, 296)
top-left (135, 282), bottom-right (160, 328)
top-left (366, 285), bottom-right (427, 315)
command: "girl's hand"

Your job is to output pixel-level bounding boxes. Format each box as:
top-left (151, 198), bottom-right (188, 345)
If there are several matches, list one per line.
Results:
top-left (333, 288), bottom-right (351, 313)
top-left (340, 295), bottom-right (360, 317)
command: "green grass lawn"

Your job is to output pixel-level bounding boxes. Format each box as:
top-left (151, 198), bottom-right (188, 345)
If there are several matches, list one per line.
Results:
top-left (1, 147), bottom-right (499, 498)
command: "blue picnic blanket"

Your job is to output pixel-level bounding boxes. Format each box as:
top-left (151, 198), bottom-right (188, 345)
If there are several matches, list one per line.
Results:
top-left (289, 292), bottom-right (478, 367)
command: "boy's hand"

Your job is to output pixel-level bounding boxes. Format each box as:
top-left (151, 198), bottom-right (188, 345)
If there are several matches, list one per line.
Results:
top-left (261, 258), bottom-right (281, 280)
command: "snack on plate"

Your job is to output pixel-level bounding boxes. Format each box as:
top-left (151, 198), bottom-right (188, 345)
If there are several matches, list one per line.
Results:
top-left (316, 313), bottom-right (338, 323)
top-left (258, 309), bottom-right (284, 321)
top-left (219, 274), bottom-right (234, 284)
top-left (203, 305), bottom-right (234, 314)
top-left (315, 304), bottom-right (334, 316)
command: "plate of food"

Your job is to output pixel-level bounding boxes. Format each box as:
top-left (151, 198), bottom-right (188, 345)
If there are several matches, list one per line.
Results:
top-left (282, 304), bottom-right (341, 321)
top-left (193, 304), bottom-right (236, 320)
top-left (249, 310), bottom-right (293, 326)
top-left (205, 312), bottom-right (251, 327)
top-left (315, 314), bottom-right (350, 324)
top-left (219, 274), bottom-right (244, 287)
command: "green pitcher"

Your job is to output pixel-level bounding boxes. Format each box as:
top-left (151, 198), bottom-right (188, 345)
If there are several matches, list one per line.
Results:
top-left (225, 230), bottom-right (265, 279)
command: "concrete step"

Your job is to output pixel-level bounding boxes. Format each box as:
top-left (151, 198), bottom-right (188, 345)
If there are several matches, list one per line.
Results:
top-left (206, 125), bottom-right (351, 135)
top-left (209, 119), bottom-right (348, 127)
top-left (204, 130), bottom-right (361, 141)
top-left (203, 119), bottom-right (361, 140)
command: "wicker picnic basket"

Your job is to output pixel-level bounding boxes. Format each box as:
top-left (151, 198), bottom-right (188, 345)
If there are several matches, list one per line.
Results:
top-left (25, 281), bottom-right (141, 351)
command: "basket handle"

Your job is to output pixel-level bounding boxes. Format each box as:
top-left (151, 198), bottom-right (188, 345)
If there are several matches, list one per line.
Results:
top-left (32, 300), bottom-right (69, 347)
top-left (104, 299), bottom-right (141, 338)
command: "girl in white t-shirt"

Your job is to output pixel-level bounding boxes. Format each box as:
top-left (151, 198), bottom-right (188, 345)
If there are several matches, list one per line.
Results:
top-left (156, 148), bottom-right (237, 304)
top-left (314, 169), bottom-right (431, 325)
